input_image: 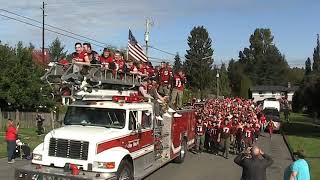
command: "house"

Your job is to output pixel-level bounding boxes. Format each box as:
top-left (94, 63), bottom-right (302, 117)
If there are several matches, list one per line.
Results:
top-left (250, 84), bottom-right (298, 103)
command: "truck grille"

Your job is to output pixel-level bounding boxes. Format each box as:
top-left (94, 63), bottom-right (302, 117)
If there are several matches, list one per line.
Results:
top-left (48, 138), bottom-right (89, 160)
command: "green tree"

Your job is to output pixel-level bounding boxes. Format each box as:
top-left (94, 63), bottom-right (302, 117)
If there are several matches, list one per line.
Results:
top-left (48, 38), bottom-right (67, 62)
top-left (173, 53), bottom-right (182, 73)
top-left (238, 28), bottom-right (289, 85)
top-left (218, 63), bottom-right (231, 97)
top-left (227, 59), bottom-right (244, 96)
top-left (239, 75), bottom-right (251, 98)
top-left (312, 34), bottom-right (320, 72)
top-left (0, 42), bottom-right (54, 110)
top-left (305, 57), bottom-right (312, 75)
top-left (184, 26), bottom-right (214, 98)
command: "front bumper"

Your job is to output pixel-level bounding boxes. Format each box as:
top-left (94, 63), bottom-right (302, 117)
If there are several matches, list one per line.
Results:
top-left (15, 164), bottom-right (117, 180)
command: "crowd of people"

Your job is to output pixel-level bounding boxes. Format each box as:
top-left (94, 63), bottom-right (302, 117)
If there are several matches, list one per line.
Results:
top-left (65, 42), bottom-right (156, 78)
top-left (193, 98), bottom-right (277, 159)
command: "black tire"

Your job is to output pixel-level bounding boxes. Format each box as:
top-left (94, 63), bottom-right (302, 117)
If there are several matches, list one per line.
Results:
top-left (173, 139), bottom-right (187, 163)
top-left (116, 160), bottom-right (134, 180)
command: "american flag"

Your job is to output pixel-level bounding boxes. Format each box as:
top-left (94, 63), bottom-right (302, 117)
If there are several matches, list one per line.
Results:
top-left (128, 29), bottom-right (148, 62)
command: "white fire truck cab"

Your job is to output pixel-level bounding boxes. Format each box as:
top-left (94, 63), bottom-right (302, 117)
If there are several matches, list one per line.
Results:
top-left (15, 63), bottom-right (196, 180)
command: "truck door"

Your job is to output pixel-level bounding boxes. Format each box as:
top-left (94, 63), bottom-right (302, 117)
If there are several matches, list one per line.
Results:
top-left (138, 110), bottom-right (154, 170)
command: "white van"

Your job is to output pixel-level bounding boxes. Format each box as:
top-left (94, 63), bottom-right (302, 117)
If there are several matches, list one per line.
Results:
top-left (263, 100), bottom-right (280, 112)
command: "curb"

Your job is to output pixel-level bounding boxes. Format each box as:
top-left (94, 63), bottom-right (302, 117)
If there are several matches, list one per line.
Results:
top-left (280, 128), bottom-right (296, 161)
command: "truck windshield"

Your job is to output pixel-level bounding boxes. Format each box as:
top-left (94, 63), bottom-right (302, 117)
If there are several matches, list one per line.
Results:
top-left (64, 106), bottom-right (126, 129)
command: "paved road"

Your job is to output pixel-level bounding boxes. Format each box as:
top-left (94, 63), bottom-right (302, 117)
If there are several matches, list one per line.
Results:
top-left (2, 133), bottom-right (292, 180)
top-left (145, 133), bottom-right (292, 180)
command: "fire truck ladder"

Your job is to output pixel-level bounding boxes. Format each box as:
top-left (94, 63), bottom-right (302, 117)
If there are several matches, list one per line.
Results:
top-left (41, 63), bottom-right (143, 98)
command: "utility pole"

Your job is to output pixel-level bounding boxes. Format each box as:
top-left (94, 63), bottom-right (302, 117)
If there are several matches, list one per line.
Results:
top-left (41, 1), bottom-right (47, 62)
top-left (216, 69), bottom-right (220, 98)
top-left (144, 18), bottom-right (153, 59)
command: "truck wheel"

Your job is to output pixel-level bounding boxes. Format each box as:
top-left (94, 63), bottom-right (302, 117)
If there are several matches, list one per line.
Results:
top-left (173, 139), bottom-right (187, 163)
top-left (116, 160), bottom-right (134, 180)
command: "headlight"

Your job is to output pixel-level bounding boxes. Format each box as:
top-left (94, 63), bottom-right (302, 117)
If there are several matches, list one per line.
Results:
top-left (33, 154), bottom-right (42, 161)
top-left (95, 161), bottom-right (115, 169)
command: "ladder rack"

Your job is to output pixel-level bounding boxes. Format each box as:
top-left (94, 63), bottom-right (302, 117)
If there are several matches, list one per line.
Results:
top-left (41, 63), bottom-right (144, 99)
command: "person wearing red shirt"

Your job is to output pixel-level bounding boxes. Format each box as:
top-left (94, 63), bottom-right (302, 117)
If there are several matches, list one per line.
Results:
top-left (71, 42), bottom-right (90, 64)
top-left (158, 62), bottom-right (172, 96)
top-left (260, 113), bottom-right (267, 132)
top-left (195, 119), bottom-right (206, 153)
top-left (170, 69), bottom-right (186, 110)
top-left (5, 119), bottom-right (19, 163)
top-left (220, 120), bottom-right (232, 159)
top-left (211, 122), bottom-right (221, 155)
top-left (99, 48), bottom-right (114, 69)
top-left (244, 124), bottom-right (254, 148)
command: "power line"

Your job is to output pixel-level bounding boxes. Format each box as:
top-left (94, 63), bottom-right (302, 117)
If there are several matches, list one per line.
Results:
top-left (148, 46), bottom-right (177, 56)
top-left (0, 9), bottom-right (108, 46)
top-left (0, 13), bottom-right (106, 48)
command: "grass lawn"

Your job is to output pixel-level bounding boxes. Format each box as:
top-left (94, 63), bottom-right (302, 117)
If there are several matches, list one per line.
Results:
top-left (281, 112), bottom-right (320, 180)
top-left (0, 128), bottom-right (45, 158)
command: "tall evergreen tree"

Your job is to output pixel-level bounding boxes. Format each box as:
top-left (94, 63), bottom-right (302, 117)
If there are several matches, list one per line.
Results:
top-left (238, 28), bottom-right (289, 85)
top-left (48, 38), bottom-right (67, 62)
top-left (173, 53), bottom-right (182, 73)
top-left (305, 57), bottom-right (312, 75)
top-left (312, 34), bottom-right (320, 72)
top-left (184, 26), bottom-right (214, 98)
top-left (218, 63), bottom-right (231, 96)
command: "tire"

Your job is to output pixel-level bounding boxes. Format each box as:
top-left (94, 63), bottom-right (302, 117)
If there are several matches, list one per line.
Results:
top-left (116, 160), bottom-right (134, 180)
top-left (173, 139), bottom-right (187, 163)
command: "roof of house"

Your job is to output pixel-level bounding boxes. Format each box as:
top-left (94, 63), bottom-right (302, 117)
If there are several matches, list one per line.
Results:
top-left (250, 85), bottom-right (299, 92)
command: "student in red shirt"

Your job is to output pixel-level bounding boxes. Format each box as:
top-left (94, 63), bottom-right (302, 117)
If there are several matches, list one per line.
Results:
top-left (5, 119), bottom-right (19, 163)
top-left (71, 42), bottom-right (90, 64)
top-left (99, 48), bottom-right (114, 69)
top-left (170, 69), bottom-right (186, 110)
top-left (158, 62), bottom-right (172, 96)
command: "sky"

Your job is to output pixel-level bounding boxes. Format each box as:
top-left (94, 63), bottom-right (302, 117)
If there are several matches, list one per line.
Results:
top-left (0, 0), bottom-right (319, 66)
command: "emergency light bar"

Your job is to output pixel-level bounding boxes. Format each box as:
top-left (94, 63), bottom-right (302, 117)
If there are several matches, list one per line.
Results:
top-left (112, 94), bottom-right (142, 103)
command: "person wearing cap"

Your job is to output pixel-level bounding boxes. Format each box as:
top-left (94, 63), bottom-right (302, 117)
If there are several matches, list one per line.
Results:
top-left (284, 150), bottom-right (310, 180)
top-left (5, 119), bottom-right (19, 163)
top-left (234, 146), bottom-right (273, 180)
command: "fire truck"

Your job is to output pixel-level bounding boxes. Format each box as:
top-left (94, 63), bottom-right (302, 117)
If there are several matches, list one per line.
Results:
top-left (15, 63), bottom-right (196, 180)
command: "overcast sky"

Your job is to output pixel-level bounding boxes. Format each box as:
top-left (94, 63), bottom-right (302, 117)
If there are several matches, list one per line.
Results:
top-left (0, 0), bottom-right (319, 66)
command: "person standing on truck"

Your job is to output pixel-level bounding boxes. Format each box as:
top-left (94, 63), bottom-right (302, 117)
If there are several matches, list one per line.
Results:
top-left (170, 69), bottom-right (186, 110)
top-left (158, 62), bottom-right (172, 96)
top-left (5, 118), bottom-right (19, 163)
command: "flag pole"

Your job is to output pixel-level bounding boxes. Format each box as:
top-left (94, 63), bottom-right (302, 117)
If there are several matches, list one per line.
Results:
top-left (127, 28), bottom-right (130, 61)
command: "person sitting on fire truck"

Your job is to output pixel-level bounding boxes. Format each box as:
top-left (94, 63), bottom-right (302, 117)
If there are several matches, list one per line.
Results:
top-left (99, 48), bottom-right (114, 69)
top-left (72, 42), bottom-right (90, 64)
top-left (139, 79), bottom-right (163, 121)
top-left (170, 69), bottom-right (186, 110)
top-left (83, 43), bottom-right (100, 65)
